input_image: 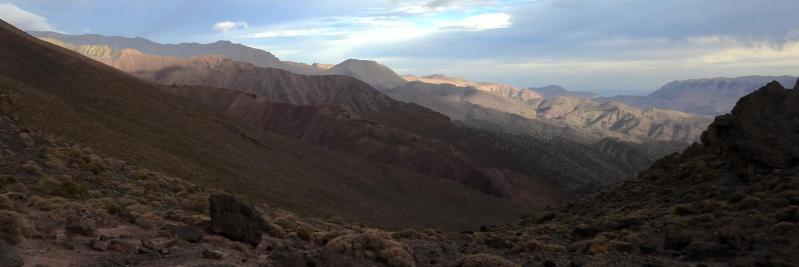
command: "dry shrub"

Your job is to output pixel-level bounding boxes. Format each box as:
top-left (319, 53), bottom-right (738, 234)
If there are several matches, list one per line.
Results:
top-left (273, 216), bottom-right (299, 231)
top-left (135, 213), bottom-right (166, 229)
top-left (265, 221), bottom-right (287, 239)
top-left (179, 193), bottom-right (207, 213)
top-left (29, 196), bottom-right (67, 211)
top-left (325, 229), bottom-right (415, 267)
top-left (391, 229), bottom-right (422, 239)
top-left (19, 132), bottom-right (34, 147)
top-left (35, 175), bottom-right (88, 199)
top-left (0, 192), bottom-right (27, 212)
top-left (458, 253), bottom-right (519, 267)
top-left (512, 239), bottom-right (567, 254)
top-left (0, 175), bottom-right (27, 193)
top-left (22, 161), bottom-right (44, 175)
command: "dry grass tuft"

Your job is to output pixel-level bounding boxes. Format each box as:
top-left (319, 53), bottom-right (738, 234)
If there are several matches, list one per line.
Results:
top-left (325, 229), bottom-right (415, 267)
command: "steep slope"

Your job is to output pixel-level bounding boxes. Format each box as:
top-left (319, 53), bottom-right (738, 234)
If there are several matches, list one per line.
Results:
top-left (162, 85), bottom-right (568, 208)
top-left (403, 74), bottom-right (543, 101)
top-left (529, 85), bottom-right (596, 99)
top-left (388, 81), bottom-right (711, 143)
top-left (0, 19), bottom-right (527, 230)
top-left (28, 31), bottom-right (326, 73)
top-left (327, 59), bottom-right (408, 90)
top-left (58, 42), bottom-right (573, 208)
top-left (444, 79), bottom-right (799, 266)
top-left (599, 75), bottom-right (797, 115)
top-left (593, 138), bottom-right (687, 173)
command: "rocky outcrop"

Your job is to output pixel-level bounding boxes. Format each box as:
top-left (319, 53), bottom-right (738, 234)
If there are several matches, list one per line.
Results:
top-left (208, 194), bottom-right (266, 246)
top-left (700, 80), bottom-right (799, 171)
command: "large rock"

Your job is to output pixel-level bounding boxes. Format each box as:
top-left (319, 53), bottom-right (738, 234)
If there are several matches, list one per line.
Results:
top-left (700, 79), bottom-right (799, 171)
top-left (208, 194), bottom-right (266, 246)
top-left (0, 240), bottom-right (23, 267)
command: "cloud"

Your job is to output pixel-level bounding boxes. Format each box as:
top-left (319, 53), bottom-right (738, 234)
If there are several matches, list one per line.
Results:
top-left (427, 0), bottom-right (454, 8)
top-left (0, 3), bottom-right (54, 31)
top-left (212, 21), bottom-right (249, 32)
top-left (442, 13), bottom-right (511, 30)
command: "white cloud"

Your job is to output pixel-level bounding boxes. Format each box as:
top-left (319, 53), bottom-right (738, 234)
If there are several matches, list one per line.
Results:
top-left (212, 21), bottom-right (249, 32)
top-left (442, 12), bottom-right (511, 31)
top-left (0, 3), bottom-right (54, 31)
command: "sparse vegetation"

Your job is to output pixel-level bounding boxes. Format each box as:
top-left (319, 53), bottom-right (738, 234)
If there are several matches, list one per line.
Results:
top-left (325, 229), bottom-right (415, 267)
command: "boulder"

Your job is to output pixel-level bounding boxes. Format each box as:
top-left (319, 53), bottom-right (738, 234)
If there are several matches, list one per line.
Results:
top-left (164, 224), bottom-right (204, 243)
top-left (202, 248), bottom-right (224, 260)
top-left (208, 194), bottom-right (266, 246)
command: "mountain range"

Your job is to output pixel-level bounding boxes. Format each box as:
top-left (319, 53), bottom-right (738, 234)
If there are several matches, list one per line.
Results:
top-left (598, 75), bottom-right (798, 115)
top-left (34, 32), bottom-right (715, 147)
top-left (48, 41), bottom-right (651, 199)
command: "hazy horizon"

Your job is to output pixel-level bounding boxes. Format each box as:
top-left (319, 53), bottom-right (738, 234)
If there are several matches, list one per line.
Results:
top-left (2, 0), bottom-right (798, 94)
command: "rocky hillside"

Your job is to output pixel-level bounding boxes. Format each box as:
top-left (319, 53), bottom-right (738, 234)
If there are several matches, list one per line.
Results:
top-left (458, 79), bottom-right (799, 266)
top-left (327, 59), bottom-right (408, 90)
top-left (1, 19), bottom-right (527, 231)
top-left (3, 52), bottom-right (794, 267)
top-left (388, 81), bottom-right (711, 144)
top-left (40, 38), bottom-right (581, 209)
top-left (162, 85), bottom-right (568, 208)
top-left (403, 74), bottom-right (543, 101)
top-left (529, 85), bottom-right (596, 99)
top-left (598, 75), bottom-right (797, 115)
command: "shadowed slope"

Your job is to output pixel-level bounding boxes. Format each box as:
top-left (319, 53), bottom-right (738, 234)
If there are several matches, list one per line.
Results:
top-left (0, 19), bottom-right (527, 230)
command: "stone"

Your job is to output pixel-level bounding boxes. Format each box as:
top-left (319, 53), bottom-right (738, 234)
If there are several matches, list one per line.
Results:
top-left (65, 218), bottom-right (96, 237)
top-left (208, 194), bottom-right (266, 246)
top-left (90, 239), bottom-right (108, 251)
top-left (203, 248), bottom-right (224, 260)
top-left (164, 224), bottom-right (204, 243)
top-left (107, 239), bottom-right (137, 254)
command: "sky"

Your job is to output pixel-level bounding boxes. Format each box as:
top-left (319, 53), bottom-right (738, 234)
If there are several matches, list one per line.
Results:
top-left (1, 0), bottom-right (798, 94)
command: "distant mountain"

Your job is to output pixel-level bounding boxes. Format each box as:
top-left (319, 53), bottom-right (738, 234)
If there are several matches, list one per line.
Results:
top-left (30, 31), bottom-right (409, 90)
top-left (404, 74), bottom-right (543, 101)
top-left (327, 59), bottom-right (407, 90)
top-left (388, 81), bottom-right (711, 144)
top-left (529, 85), bottom-right (596, 99)
top-left (598, 75), bottom-right (797, 115)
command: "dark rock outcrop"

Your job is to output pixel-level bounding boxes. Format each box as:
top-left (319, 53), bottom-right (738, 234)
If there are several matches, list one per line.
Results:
top-left (208, 194), bottom-right (266, 246)
top-left (700, 79), bottom-right (799, 171)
